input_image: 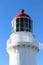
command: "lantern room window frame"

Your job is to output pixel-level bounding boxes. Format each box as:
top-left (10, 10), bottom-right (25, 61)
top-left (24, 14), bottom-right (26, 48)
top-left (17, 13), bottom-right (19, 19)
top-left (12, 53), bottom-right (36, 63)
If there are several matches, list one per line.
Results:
top-left (16, 18), bottom-right (32, 32)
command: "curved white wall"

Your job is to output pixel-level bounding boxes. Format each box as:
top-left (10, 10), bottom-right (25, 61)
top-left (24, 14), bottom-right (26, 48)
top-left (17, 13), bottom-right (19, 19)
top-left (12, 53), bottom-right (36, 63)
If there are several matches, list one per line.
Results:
top-left (7, 32), bottom-right (39, 48)
top-left (9, 45), bottom-right (37, 65)
top-left (7, 32), bottom-right (39, 65)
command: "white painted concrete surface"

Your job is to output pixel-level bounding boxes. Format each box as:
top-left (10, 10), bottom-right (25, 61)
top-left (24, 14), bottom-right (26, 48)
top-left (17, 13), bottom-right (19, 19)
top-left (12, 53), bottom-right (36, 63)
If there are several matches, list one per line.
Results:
top-left (7, 32), bottom-right (39, 65)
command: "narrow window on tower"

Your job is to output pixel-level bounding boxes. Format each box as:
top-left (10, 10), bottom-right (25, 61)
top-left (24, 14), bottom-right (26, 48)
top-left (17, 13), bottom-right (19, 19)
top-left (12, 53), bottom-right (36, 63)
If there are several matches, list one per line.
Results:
top-left (20, 18), bottom-right (24, 31)
top-left (20, 18), bottom-right (24, 27)
top-left (16, 18), bottom-right (20, 31)
top-left (29, 19), bottom-right (32, 32)
top-left (24, 18), bottom-right (29, 31)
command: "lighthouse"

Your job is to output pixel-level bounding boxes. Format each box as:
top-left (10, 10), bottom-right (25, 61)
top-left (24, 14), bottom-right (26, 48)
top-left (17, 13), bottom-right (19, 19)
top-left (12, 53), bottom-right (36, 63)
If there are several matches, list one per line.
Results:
top-left (7, 10), bottom-right (39, 65)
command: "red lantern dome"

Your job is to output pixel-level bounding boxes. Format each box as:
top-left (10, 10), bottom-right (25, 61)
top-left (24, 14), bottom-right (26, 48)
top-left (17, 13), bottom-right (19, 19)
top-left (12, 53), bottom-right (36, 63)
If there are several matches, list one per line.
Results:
top-left (15, 9), bottom-right (31, 18)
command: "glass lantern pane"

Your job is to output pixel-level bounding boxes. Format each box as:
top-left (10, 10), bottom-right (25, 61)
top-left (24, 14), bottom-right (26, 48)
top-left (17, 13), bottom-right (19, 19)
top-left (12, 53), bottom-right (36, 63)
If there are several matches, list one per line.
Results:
top-left (20, 18), bottom-right (23, 22)
top-left (20, 27), bottom-right (24, 31)
top-left (20, 22), bottom-right (24, 27)
top-left (25, 22), bottom-right (28, 27)
top-left (16, 23), bottom-right (19, 27)
top-left (16, 18), bottom-right (19, 22)
top-left (24, 18), bottom-right (28, 22)
top-left (16, 28), bottom-right (19, 31)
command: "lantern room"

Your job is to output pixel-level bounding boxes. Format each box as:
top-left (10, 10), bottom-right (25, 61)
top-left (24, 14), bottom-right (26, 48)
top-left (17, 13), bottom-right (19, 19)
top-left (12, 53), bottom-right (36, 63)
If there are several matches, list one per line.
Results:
top-left (12, 9), bottom-right (33, 32)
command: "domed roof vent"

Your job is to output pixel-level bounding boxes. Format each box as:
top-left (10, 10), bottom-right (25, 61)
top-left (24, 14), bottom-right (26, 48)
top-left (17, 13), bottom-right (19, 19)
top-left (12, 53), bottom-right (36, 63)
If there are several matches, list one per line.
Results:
top-left (20, 9), bottom-right (24, 14)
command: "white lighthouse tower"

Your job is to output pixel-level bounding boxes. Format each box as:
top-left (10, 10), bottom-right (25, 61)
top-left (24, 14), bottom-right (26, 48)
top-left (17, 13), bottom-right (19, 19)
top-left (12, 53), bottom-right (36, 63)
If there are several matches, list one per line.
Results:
top-left (7, 10), bottom-right (39, 65)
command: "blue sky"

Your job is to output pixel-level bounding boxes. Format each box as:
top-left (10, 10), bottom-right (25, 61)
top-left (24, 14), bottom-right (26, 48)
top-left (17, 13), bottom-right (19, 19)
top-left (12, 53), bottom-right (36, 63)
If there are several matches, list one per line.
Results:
top-left (0, 0), bottom-right (43, 65)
